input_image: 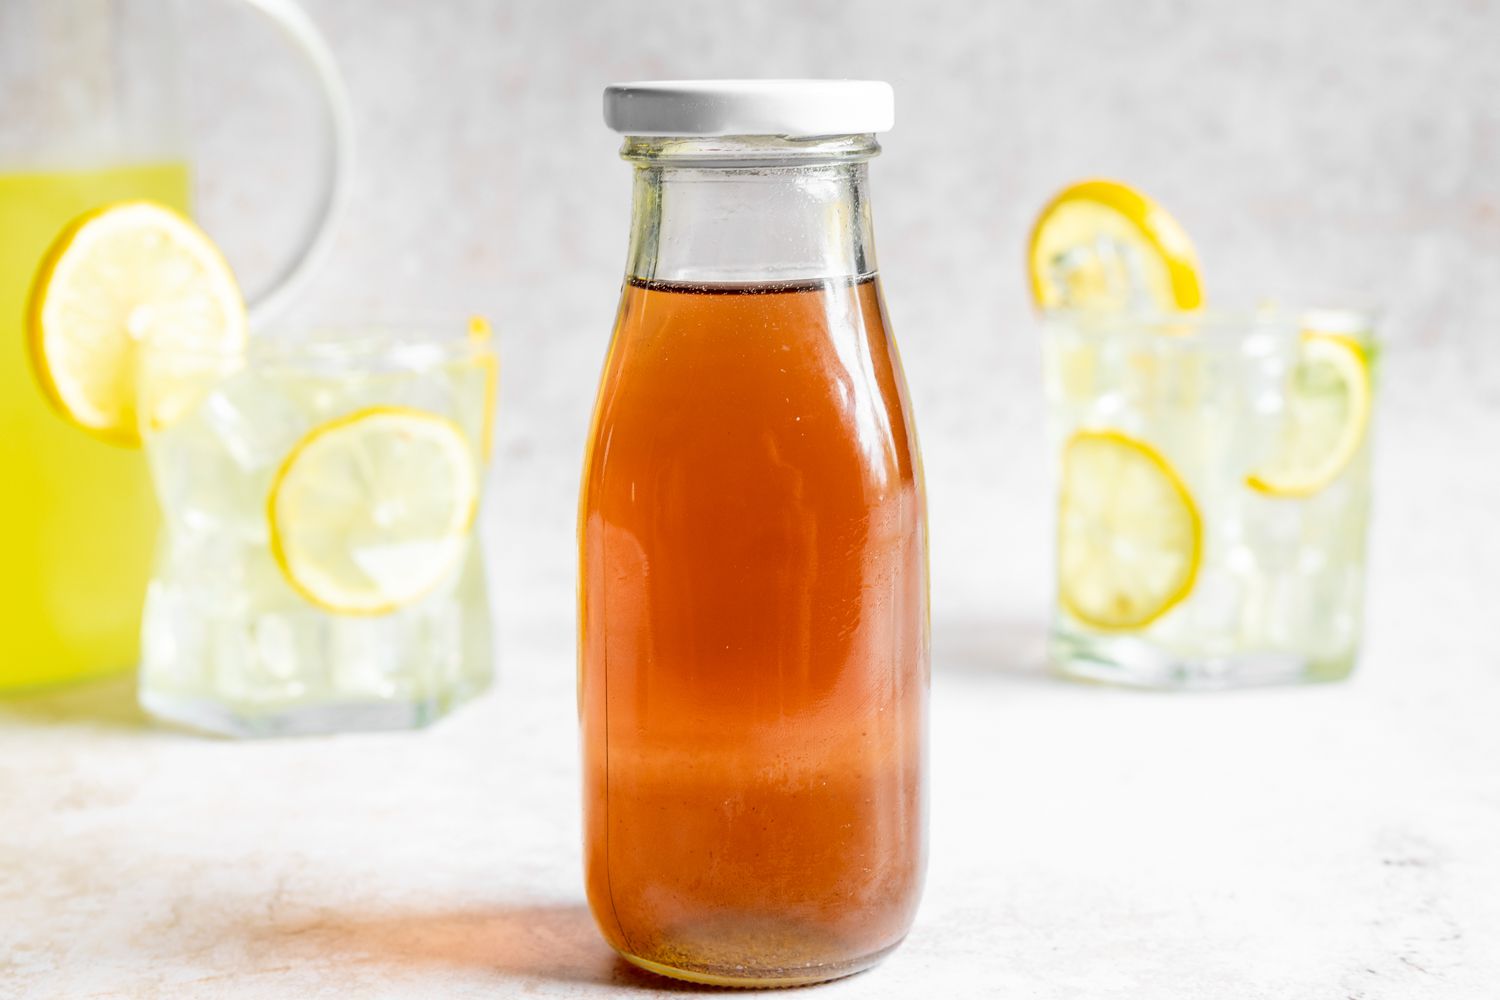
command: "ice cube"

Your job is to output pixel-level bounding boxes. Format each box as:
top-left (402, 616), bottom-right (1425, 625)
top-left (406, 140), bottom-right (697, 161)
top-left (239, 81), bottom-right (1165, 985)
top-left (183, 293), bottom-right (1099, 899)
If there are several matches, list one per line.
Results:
top-left (199, 369), bottom-right (307, 473)
top-left (1185, 567), bottom-right (1244, 638)
top-left (330, 615), bottom-right (408, 699)
top-left (319, 365), bottom-right (462, 424)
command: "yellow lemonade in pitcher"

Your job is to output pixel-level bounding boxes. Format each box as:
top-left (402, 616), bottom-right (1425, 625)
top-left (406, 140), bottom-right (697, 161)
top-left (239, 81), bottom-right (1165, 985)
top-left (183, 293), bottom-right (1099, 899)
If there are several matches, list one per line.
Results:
top-left (0, 160), bottom-right (191, 689)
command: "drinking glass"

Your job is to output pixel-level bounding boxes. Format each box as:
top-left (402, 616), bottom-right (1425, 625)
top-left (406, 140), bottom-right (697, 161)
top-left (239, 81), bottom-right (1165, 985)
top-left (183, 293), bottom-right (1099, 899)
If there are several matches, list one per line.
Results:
top-left (138, 324), bottom-right (496, 736)
top-left (1042, 305), bottom-right (1378, 688)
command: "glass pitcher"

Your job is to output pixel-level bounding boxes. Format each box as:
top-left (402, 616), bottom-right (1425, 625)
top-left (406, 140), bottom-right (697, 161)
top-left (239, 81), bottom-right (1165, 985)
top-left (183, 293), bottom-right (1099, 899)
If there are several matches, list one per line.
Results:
top-left (0, 0), bottom-right (351, 690)
top-left (580, 81), bottom-right (929, 987)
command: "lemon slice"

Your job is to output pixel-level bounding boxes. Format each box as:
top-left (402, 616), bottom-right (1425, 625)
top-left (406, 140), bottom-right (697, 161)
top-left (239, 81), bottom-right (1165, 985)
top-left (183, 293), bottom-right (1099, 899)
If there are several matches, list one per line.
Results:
top-left (1058, 430), bottom-right (1202, 629)
top-left (1247, 332), bottom-right (1372, 497)
top-left (1029, 179), bottom-right (1203, 312)
top-left (268, 406), bottom-right (479, 615)
top-left (27, 200), bottom-right (247, 446)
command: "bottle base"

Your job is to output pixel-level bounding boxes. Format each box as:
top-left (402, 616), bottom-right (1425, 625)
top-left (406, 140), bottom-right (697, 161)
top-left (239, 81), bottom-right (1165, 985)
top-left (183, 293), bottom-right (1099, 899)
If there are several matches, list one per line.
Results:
top-left (615, 938), bottom-right (901, 989)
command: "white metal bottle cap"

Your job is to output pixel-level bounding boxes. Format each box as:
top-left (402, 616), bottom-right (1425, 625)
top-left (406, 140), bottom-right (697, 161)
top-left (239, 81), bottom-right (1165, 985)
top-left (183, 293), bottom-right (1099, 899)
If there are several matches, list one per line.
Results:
top-left (603, 79), bottom-right (894, 137)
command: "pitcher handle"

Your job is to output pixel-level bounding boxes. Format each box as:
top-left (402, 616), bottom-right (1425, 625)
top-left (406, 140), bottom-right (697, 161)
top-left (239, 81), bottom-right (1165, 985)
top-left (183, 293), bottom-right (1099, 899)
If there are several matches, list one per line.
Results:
top-left (232, 0), bottom-right (354, 325)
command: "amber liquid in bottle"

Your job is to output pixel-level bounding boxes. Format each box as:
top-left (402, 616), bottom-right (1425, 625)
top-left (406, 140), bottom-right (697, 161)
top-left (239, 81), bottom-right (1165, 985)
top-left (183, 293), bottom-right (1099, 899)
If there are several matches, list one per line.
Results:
top-left (579, 275), bottom-right (928, 985)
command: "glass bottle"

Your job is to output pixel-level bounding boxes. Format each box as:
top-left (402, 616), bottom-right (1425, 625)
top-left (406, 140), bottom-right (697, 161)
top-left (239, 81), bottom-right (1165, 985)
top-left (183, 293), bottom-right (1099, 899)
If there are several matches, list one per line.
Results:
top-left (579, 80), bottom-right (928, 987)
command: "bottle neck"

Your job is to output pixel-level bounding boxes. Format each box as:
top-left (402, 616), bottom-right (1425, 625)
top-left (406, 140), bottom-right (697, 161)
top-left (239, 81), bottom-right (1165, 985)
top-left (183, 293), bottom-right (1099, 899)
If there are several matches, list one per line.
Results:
top-left (622, 134), bottom-right (880, 284)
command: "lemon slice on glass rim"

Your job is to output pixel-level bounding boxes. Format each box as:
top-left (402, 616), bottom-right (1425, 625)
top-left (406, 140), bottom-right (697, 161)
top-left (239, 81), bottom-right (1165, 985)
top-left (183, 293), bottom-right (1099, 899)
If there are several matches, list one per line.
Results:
top-left (1247, 330), bottom-right (1372, 498)
top-left (1029, 178), bottom-right (1203, 312)
top-left (1057, 430), bottom-right (1203, 630)
top-left (27, 201), bottom-right (247, 446)
top-left (268, 406), bottom-right (480, 616)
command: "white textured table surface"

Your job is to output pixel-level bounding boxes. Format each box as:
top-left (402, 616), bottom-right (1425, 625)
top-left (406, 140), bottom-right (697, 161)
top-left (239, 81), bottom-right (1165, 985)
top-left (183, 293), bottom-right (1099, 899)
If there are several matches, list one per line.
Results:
top-left (3, 359), bottom-right (1499, 1000)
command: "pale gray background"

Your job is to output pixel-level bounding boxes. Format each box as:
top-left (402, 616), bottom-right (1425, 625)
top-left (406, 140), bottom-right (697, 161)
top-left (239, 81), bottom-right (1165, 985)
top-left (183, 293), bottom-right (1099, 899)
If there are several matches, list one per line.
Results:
top-left (181, 0), bottom-right (1500, 644)
top-left (7, 3), bottom-right (1499, 997)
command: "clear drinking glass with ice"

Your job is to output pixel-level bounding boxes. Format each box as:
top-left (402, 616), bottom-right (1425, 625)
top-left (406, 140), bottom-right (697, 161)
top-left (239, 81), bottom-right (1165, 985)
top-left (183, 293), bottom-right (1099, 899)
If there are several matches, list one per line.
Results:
top-left (1041, 305), bottom-right (1378, 688)
top-left (138, 324), bottom-right (497, 736)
